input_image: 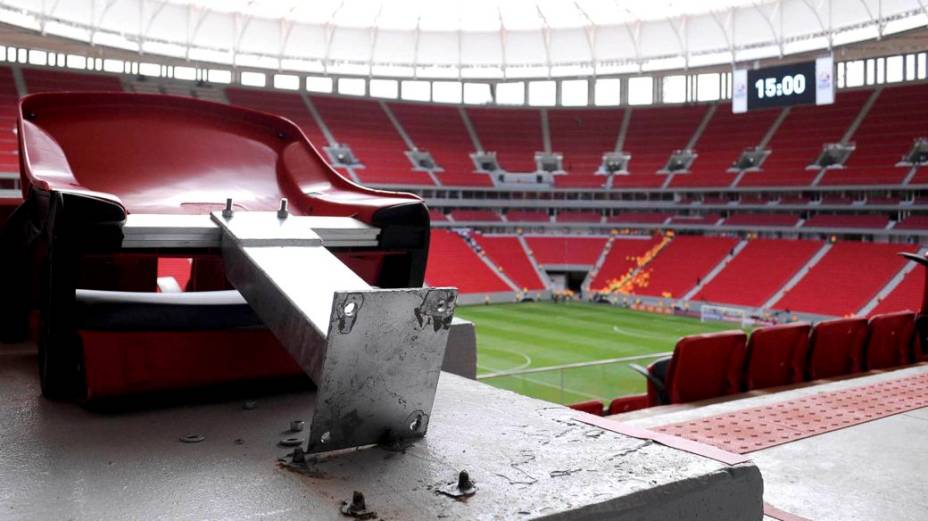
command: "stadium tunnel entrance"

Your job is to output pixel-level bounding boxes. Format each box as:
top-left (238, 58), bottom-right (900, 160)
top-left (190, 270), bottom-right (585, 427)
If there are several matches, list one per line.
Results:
top-left (547, 271), bottom-right (587, 293)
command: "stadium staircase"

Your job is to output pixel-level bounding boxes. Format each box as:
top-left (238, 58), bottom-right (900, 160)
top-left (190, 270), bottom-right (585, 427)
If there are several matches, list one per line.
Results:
top-left (682, 239), bottom-right (749, 300)
top-left (858, 246), bottom-right (928, 315)
top-left (474, 235), bottom-right (548, 292)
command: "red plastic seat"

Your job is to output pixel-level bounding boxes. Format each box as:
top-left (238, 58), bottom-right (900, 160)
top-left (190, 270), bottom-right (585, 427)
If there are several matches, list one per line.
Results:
top-left (865, 311), bottom-right (916, 370)
top-left (807, 318), bottom-right (869, 379)
top-left (568, 400), bottom-right (604, 416)
top-left (743, 322), bottom-right (811, 391)
top-left (607, 395), bottom-right (650, 415)
top-left (645, 330), bottom-right (748, 405)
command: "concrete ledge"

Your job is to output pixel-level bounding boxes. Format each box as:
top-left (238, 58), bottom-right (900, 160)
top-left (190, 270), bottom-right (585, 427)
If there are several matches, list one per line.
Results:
top-left (0, 345), bottom-right (763, 520)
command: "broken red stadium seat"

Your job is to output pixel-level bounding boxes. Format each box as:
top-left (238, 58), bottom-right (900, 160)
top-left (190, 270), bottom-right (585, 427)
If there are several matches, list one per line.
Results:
top-left (806, 317), bottom-right (869, 380)
top-left (633, 330), bottom-right (748, 406)
top-left (864, 311), bottom-right (916, 370)
top-left (0, 92), bottom-right (432, 401)
top-left (743, 322), bottom-right (811, 391)
top-left (568, 400), bottom-right (604, 416)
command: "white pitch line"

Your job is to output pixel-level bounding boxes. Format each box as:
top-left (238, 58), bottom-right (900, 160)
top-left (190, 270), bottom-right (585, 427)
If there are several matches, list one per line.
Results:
top-left (611, 325), bottom-right (679, 342)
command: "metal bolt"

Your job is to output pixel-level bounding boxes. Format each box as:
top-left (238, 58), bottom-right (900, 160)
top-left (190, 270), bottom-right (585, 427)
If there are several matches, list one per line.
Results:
top-left (457, 470), bottom-right (473, 491)
top-left (179, 434), bottom-right (205, 444)
top-left (291, 446), bottom-right (305, 464)
top-left (222, 198), bottom-right (234, 219)
top-left (290, 419), bottom-right (304, 432)
top-left (347, 491), bottom-right (366, 513)
top-left (277, 198), bottom-right (289, 219)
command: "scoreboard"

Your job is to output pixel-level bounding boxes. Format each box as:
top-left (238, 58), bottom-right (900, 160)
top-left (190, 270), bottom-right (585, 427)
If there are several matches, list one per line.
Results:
top-left (733, 56), bottom-right (834, 113)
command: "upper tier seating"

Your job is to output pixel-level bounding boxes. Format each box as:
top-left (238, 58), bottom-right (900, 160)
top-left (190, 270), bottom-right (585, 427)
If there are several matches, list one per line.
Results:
top-left (721, 214), bottom-right (801, 227)
top-left (506, 210), bottom-right (550, 222)
top-left (697, 239), bottom-right (823, 307)
top-left (807, 317), bottom-right (868, 379)
top-left (424, 229), bottom-right (510, 294)
top-left (389, 103), bottom-right (492, 187)
top-left (894, 215), bottom-right (928, 230)
top-left (743, 322), bottom-right (811, 391)
top-left (474, 235), bottom-right (546, 291)
top-left (635, 235), bottom-right (739, 297)
top-left (22, 68), bottom-right (124, 93)
top-left (821, 83), bottom-right (928, 186)
top-left (802, 214), bottom-right (888, 229)
top-left (0, 67), bottom-right (19, 173)
top-left (556, 211), bottom-right (602, 223)
top-left (429, 209), bottom-right (447, 222)
top-left (871, 266), bottom-right (922, 315)
top-left (671, 103), bottom-right (779, 188)
top-left (225, 88), bottom-right (328, 149)
top-left (466, 107), bottom-right (542, 172)
top-left (548, 108), bottom-right (623, 175)
top-left (606, 212), bottom-right (671, 224)
top-left (524, 236), bottom-right (608, 266)
top-left (774, 242), bottom-right (917, 316)
top-left (449, 209), bottom-right (501, 222)
top-left (589, 235), bottom-right (665, 291)
top-left (738, 90), bottom-right (871, 187)
top-left (864, 311), bottom-right (916, 370)
top-left (311, 96), bottom-right (434, 186)
top-left (613, 105), bottom-right (708, 188)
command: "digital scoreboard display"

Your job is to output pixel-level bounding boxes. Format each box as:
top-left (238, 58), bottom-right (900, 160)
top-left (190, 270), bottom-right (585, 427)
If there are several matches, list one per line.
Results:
top-left (733, 56), bottom-right (834, 113)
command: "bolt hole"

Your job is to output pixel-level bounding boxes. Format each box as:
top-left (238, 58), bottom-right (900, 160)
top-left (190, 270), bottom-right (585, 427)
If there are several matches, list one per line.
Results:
top-left (410, 415), bottom-right (423, 431)
top-left (436, 302), bottom-right (445, 313)
top-left (344, 302), bottom-right (356, 317)
top-left (320, 431), bottom-right (331, 444)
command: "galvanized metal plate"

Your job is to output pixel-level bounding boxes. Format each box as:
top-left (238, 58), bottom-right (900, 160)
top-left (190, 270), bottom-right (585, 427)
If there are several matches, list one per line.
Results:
top-left (212, 211), bottom-right (323, 247)
top-left (306, 287), bottom-right (457, 453)
top-left (655, 372), bottom-right (928, 453)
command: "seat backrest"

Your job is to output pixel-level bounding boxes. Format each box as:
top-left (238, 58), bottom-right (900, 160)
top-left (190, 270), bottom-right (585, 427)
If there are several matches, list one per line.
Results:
top-left (665, 330), bottom-right (748, 404)
top-left (807, 317), bottom-right (869, 379)
top-left (744, 322), bottom-right (811, 391)
top-left (567, 400), bottom-right (604, 416)
top-left (865, 311), bottom-right (916, 370)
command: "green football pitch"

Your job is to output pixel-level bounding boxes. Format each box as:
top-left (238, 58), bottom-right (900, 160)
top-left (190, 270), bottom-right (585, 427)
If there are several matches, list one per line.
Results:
top-left (454, 301), bottom-right (744, 406)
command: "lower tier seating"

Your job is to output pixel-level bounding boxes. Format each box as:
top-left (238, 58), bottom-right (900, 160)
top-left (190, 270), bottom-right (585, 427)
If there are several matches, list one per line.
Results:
top-left (634, 236), bottom-right (739, 298)
top-left (424, 230), bottom-right (511, 294)
top-left (474, 235), bottom-right (546, 291)
top-left (524, 236), bottom-right (608, 266)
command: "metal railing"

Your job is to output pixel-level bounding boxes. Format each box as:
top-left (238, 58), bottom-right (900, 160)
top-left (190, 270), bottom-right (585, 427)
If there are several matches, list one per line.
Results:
top-left (477, 352), bottom-right (670, 405)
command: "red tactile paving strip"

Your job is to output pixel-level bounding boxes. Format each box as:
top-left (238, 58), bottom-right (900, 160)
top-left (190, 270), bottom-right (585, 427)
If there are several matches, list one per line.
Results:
top-left (654, 373), bottom-right (928, 454)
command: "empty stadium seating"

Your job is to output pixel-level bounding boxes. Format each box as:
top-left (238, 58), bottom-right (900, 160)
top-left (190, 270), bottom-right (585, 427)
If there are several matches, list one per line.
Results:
top-left (424, 229), bottom-right (510, 294)
top-left (566, 400), bottom-right (605, 415)
top-left (556, 211), bottom-right (602, 223)
top-left (671, 103), bottom-right (779, 188)
top-left (774, 242), bottom-right (916, 316)
top-left (449, 209), bottom-right (501, 222)
top-left (667, 214), bottom-right (722, 226)
top-left (635, 235), bottom-right (739, 298)
top-left (614, 105), bottom-right (708, 188)
top-left (311, 96), bottom-right (434, 186)
top-left (225, 88), bottom-right (329, 149)
top-left (865, 311), bottom-right (916, 369)
top-left (807, 317), bottom-right (868, 379)
top-left (466, 107), bottom-right (542, 172)
top-left (738, 90), bottom-right (871, 187)
top-left (743, 322), bottom-right (811, 391)
top-left (894, 215), bottom-right (928, 230)
top-left (821, 83), bottom-right (928, 186)
top-left (698, 239), bottom-right (823, 307)
top-left (389, 103), bottom-right (493, 187)
top-left (506, 210), bottom-right (550, 222)
top-left (803, 214), bottom-right (889, 229)
top-left (606, 212), bottom-right (671, 224)
top-left (871, 266), bottom-right (922, 315)
top-left (548, 108), bottom-right (623, 175)
top-left (22, 67), bottom-right (124, 93)
top-left (473, 235), bottom-right (546, 291)
top-left (524, 236), bottom-right (608, 266)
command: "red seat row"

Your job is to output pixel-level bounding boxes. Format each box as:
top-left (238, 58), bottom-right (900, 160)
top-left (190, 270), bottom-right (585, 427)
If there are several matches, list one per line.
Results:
top-left (568, 311), bottom-right (918, 415)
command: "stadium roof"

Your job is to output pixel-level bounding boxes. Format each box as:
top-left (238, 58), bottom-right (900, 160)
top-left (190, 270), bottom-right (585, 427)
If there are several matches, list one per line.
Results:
top-left (1, 0), bottom-right (926, 78)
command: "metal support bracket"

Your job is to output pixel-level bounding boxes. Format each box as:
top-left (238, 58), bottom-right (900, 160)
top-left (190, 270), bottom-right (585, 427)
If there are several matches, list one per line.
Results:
top-left (211, 210), bottom-right (457, 453)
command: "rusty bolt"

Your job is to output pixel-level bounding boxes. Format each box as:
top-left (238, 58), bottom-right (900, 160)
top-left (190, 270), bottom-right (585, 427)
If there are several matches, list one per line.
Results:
top-left (222, 198), bottom-right (234, 219)
top-left (291, 446), bottom-right (305, 464)
top-left (277, 198), bottom-right (289, 219)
